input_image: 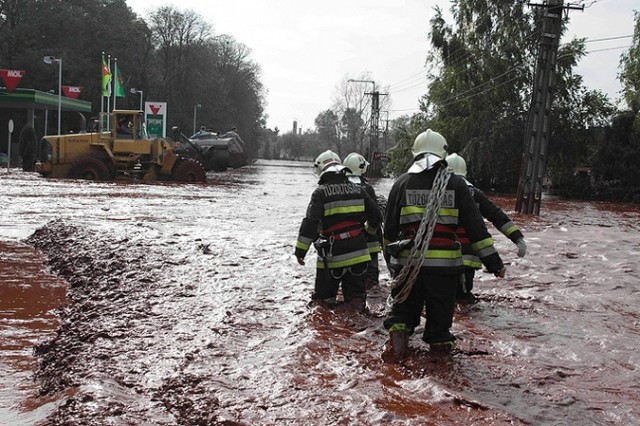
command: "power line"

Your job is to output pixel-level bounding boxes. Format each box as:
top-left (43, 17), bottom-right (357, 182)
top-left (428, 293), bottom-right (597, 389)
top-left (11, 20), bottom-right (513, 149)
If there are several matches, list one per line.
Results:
top-left (388, 68), bottom-right (428, 88)
top-left (386, 27), bottom-right (544, 106)
top-left (387, 20), bottom-right (631, 96)
top-left (389, 106), bottom-right (421, 113)
top-left (579, 0), bottom-right (606, 8)
top-left (388, 16), bottom-right (629, 103)
top-left (586, 45), bottom-right (632, 54)
top-left (390, 79), bottom-right (428, 95)
top-left (427, 28), bottom-right (543, 80)
top-left (439, 73), bottom-right (523, 109)
top-left (389, 41), bottom-right (630, 117)
top-left (385, 4), bottom-right (632, 117)
top-left (584, 34), bottom-right (633, 43)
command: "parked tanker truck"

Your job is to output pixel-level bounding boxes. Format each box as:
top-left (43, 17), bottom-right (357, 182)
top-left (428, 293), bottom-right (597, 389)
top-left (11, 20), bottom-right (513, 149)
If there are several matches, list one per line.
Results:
top-left (35, 110), bottom-right (207, 182)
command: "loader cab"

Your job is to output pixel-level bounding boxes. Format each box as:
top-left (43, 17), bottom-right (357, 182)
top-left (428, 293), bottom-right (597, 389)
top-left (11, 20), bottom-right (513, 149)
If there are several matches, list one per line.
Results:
top-left (97, 110), bottom-right (148, 140)
top-left (99, 110), bottom-right (153, 155)
top-left (108, 110), bottom-right (148, 140)
top-left (116, 115), bottom-right (135, 138)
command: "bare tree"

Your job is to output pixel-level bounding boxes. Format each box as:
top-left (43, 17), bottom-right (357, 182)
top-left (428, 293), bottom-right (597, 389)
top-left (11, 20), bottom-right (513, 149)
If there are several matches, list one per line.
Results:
top-left (325, 73), bottom-right (392, 158)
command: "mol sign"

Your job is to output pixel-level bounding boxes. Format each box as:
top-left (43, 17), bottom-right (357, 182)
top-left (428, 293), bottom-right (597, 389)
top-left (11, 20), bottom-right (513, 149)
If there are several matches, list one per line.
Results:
top-left (0, 69), bottom-right (25, 93)
top-left (62, 86), bottom-right (83, 99)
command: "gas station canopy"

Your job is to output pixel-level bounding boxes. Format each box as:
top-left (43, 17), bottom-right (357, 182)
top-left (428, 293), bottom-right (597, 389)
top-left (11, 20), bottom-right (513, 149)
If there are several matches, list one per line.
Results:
top-left (0, 87), bottom-right (91, 112)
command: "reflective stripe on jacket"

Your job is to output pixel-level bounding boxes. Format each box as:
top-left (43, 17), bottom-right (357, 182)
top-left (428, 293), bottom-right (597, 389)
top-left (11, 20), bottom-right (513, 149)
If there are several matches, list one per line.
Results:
top-left (347, 175), bottom-right (383, 255)
top-left (295, 172), bottom-right (382, 269)
top-left (384, 167), bottom-right (503, 274)
top-left (455, 182), bottom-right (524, 270)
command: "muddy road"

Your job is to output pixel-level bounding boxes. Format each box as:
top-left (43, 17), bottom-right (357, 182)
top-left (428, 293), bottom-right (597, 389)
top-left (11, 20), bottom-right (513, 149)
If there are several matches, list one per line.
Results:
top-left (1, 159), bottom-right (639, 425)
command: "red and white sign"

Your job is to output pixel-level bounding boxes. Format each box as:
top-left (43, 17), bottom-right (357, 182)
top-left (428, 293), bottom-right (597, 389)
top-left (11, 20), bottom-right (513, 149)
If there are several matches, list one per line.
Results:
top-left (148, 103), bottom-right (164, 116)
top-left (62, 86), bottom-right (83, 99)
top-left (0, 69), bottom-right (25, 93)
top-left (373, 151), bottom-right (390, 162)
top-left (145, 102), bottom-right (167, 138)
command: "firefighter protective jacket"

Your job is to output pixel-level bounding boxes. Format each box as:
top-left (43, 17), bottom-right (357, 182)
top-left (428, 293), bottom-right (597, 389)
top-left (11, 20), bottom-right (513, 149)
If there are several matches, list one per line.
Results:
top-left (348, 175), bottom-right (383, 255)
top-left (455, 180), bottom-right (525, 269)
top-left (383, 167), bottom-right (504, 274)
top-left (295, 172), bottom-right (383, 269)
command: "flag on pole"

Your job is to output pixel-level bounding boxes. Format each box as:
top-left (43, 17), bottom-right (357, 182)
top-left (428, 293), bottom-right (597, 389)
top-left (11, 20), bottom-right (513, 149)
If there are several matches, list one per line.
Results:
top-left (102, 55), bottom-right (111, 97)
top-left (114, 62), bottom-right (126, 98)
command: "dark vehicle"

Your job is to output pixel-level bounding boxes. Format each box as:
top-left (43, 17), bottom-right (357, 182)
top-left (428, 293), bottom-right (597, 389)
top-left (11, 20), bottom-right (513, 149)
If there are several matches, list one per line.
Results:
top-left (173, 127), bottom-right (248, 172)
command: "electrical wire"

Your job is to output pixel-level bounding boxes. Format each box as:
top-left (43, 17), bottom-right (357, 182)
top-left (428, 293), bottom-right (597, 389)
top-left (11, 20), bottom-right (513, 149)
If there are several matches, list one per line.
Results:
top-left (584, 34), bottom-right (633, 43)
top-left (385, 1), bottom-right (632, 118)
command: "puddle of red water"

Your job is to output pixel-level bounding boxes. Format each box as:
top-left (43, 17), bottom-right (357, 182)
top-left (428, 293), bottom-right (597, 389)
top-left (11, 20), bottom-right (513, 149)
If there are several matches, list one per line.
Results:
top-left (0, 241), bottom-right (68, 425)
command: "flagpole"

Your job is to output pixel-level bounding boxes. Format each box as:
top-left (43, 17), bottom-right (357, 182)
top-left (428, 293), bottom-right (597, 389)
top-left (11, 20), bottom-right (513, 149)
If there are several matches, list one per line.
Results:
top-left (107, 54), bottom-right (112, 113)
top-left (113, 58), bottom-right (118, 110)
top-left (101, 52), bottom-right (105, 115)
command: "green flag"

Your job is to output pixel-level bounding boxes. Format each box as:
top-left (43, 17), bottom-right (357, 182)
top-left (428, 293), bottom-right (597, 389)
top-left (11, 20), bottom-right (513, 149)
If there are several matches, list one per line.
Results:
top-left (114, 63), bottom-right (126, 98)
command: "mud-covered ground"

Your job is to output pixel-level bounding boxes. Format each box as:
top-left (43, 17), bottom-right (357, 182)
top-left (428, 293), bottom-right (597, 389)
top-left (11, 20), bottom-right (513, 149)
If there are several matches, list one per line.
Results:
top-left (1, 160), bottom-right (640, 425)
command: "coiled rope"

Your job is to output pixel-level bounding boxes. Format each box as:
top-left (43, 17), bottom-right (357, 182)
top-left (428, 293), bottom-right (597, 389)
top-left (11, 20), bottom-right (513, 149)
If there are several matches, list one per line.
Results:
top-left (387, 163), bottom-right (452, 306)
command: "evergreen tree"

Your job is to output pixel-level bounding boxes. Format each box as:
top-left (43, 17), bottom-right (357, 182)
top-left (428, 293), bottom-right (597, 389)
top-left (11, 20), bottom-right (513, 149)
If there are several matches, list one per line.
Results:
top-left (387, 0), bottom-right (613, 195)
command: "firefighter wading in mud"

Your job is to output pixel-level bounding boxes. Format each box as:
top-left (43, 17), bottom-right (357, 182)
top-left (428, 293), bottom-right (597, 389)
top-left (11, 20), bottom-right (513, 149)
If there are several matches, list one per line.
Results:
top-left (295, 150), bottom-right (383, 312)
top-left (383, 130), bottom-right (506, 358)
top-left (343, 152), bottom-right (383, 290)
top-left (446, 153), bottom-right (527, 304)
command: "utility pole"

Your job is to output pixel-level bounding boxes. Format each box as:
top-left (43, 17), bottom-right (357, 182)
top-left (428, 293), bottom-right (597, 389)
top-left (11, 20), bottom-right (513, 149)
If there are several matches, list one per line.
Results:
top-left (367, 89), bottom-right (380, 174)
top-left (347, 79), bottom-right (386, 175)
top-left (515, 0), bottom-right (583, 215)
top-left (364, 89), bottom-right (387, 177)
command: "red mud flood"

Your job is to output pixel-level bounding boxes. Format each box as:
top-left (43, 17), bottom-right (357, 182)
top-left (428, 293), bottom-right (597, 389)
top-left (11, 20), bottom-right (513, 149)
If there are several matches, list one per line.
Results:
top-left (0, 241), bottom-right (67, 424)
top-left (1, 160), bottom-right (640, 425)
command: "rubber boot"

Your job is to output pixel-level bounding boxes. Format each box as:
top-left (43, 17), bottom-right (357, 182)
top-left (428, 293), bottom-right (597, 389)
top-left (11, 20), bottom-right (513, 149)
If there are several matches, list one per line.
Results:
top-left (346, 297), bottom-right (366, 313)
top-left (314, 296), bottom-right (337, 308)
top-left (429, 340), bottom-right (456, 354)
top-left (390, 330), bottom-right (409, 359)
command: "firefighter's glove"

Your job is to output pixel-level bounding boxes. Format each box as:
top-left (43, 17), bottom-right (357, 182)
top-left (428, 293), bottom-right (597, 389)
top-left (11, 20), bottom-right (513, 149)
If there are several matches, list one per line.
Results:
top-left (386, 239), bottom-right (413, 258)
top-left (515, 238), bottom-right (527, 257)
top-left (364, 221), bottom-right (377, 235)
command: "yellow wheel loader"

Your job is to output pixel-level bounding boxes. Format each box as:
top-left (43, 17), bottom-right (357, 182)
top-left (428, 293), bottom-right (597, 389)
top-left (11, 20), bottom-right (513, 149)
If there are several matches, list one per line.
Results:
top-left (35, 110), bottom-right (206, 182)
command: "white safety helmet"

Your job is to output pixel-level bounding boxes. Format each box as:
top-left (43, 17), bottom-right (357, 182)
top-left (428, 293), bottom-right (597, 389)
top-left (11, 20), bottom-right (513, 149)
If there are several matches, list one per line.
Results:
top-left (446, 153), bottom-right (467, 177)
top-left (411, 129), bottom-right (448, 160)
top-left (313, 150), bottom-right (343, 177)
top-left (343, 152), bottom-right (369, 176)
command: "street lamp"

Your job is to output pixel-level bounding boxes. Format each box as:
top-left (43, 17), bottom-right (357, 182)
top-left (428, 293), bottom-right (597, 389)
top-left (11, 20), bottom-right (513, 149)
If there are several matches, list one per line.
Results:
top-left (193, 104), bottom-right (201, 135)
top-left (43, 55), bottom-right (62, 135)
top-left (130, 88), bottom-right (144, 111)
top-left (347, 78), bottom-right (375, 92)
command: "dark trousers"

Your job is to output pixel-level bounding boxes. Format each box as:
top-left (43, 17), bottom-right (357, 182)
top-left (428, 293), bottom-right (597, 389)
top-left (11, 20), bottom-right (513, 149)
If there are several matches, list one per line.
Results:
top-left (314, 262), bottom-right (368, 302)
top-left (456, 268), bottom-right (476, 296)
top-left (364, 253), bottom-right (379, 289)
top-left (383, 271), bottom-right (458, 344)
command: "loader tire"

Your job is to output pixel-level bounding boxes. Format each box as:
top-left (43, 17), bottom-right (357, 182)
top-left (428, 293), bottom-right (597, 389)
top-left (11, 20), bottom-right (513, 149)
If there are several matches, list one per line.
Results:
top-left (171, 158), bottom-right (207, 182)
top-left (67, 155), bottom-right (113, 180)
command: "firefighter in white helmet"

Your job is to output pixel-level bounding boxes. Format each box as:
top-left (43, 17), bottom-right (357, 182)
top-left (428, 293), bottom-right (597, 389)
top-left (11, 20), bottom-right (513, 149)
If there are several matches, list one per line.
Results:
top-left (383, 130), bottom-right (506, 358)
top-left (343, 152), bottom-right (383, 290)
top-left (295, 150), bottom-right (383, 312)
top-left (446, 153), bottom-right (526, 303)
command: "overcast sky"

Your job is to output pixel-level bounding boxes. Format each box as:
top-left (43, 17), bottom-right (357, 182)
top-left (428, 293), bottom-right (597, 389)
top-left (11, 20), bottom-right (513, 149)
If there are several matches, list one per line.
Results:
top-left (126, 0), bottom-right (639, 133)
